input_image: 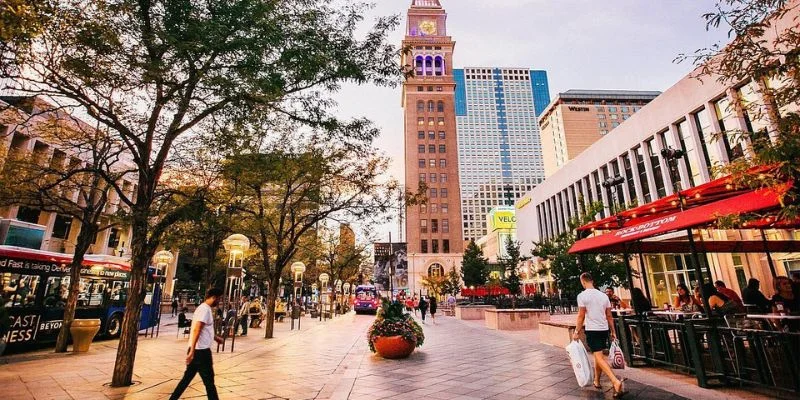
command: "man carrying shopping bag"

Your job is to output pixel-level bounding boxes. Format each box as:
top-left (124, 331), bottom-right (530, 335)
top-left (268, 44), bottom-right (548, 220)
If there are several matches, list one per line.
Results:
top-left (573, 273), bottom-right (627, 397)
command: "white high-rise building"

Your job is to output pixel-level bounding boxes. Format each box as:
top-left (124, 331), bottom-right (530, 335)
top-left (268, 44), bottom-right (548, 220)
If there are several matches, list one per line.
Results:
top-left (454, 68), bottom-right (550, 242)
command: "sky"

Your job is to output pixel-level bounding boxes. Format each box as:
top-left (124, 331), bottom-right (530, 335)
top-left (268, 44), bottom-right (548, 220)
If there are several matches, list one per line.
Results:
top-left (333, 0), bottom-right (732, 244)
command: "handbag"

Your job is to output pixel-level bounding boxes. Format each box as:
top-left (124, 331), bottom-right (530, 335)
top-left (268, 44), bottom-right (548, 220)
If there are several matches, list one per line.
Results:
top-left (566, 340), bottom-right (594, 387)
top-left (608, 340), bottom-right (625, 369)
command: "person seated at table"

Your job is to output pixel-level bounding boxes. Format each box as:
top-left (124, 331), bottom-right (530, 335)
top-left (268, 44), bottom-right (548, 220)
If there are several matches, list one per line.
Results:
top-left (771, 276), bottom-right (800, 314)
top-left (792, 272), bottom-right (800, 298)
top-left (701, 283), bottom-right (740, 316)
top-left (714, 280), bottom-right (745, 312)
top-left (742, 278), bottom-right (772, 313)
top-left (605, 288), bottom-right (622, 309)
top-left (673, 283), bottom-right (701, 312)
top-left (630, 288), bottom-right (652, 315)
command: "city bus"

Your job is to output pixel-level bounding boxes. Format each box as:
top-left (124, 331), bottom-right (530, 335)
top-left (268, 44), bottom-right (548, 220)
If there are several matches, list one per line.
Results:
top-left (1, 245), bottom-right (161, 353)
top-left (353, 285), bottom-right (380, 314)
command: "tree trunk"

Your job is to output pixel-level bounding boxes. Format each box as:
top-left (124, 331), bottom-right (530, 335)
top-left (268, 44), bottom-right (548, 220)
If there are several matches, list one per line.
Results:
top-left (111, 219), bottom-right (151, 387)
top-left (263, 279), bottom-right (279, 339)
top-left (54, 223), bottom-right (96, 353)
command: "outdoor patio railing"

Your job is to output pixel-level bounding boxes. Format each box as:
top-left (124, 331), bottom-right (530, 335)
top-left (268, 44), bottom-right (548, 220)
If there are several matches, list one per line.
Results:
top-left (616, 315), bottom-right (800, 394)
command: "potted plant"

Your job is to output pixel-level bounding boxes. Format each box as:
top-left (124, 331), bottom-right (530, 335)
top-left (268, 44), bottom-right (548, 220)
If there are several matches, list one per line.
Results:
top-left (367, 298), bottom-right (424, 359)
top-left (0, 306), bottom-right (10, 355)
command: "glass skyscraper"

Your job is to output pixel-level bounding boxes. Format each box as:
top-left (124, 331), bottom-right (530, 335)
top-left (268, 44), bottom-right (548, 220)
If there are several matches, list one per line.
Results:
top-left (454, 68), bottom-right (550, 241)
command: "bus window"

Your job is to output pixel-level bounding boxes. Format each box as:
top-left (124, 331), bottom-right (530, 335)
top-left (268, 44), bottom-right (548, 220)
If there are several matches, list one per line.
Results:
top-left (2, 273), bottom-right (41, 308)
top-left (43, 276), bottom-right (69, 307)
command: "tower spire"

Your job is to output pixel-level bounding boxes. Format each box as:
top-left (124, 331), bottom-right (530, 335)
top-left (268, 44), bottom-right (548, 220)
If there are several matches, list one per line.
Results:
top-left (412, 0), bottom-right (442, 8)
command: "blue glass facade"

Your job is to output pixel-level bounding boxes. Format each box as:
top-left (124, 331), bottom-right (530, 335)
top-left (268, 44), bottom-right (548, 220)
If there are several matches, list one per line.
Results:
top-left (530, 70), bottom-right (551, 117)
top-left (453, 69), bottom-right (468, 116)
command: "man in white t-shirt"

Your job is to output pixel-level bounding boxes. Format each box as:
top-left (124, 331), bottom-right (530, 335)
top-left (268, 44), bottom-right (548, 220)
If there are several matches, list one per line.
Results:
top-left (573, 273), bottom-right (627, 397)
top-left (170, 288), bottom-right (224, 400)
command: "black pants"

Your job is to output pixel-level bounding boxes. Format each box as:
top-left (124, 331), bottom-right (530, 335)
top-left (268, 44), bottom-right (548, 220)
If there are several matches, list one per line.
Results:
top-left (420, 308), bottom-right (427, 321)
top-left (237, 315), bottom-right (248, 335)
top-left (172, 305), bottom-right (177, 316)
top-left (170, 348), bottom-right (218, 400)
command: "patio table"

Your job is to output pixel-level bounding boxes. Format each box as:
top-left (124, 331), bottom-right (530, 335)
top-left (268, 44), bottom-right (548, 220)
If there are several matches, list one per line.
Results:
top-left (652, 311), bottom-right (701, 321)
top-left (746, 314), bottom-right (800, 320)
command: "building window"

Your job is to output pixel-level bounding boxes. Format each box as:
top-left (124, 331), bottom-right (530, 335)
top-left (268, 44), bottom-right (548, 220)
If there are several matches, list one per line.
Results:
top-left (418, 131), bottom-right (425, 139)
top-left (611, 122), bottom-right (620, 128)
top-left (599, 121), bottom-right (607, 128)
top-left (441, 188), bottom-right (448, 198)
top-left (418, 144), bottom-right (425, 153)
top-left (676, 119), bottom-right (698, 187)
top-left (597, 114), bottom-right (606, 119)
top-left (428, 100), bottom-right (435, 112)
top-left (419, 173), bottom-right (426, 183)
top-left (437, 101), bottom-right (445, 112)
top-left (420, 219), bottom-right (428, 233)
top-left (442, 219), bottom-right (449, 233)
top-left (417, 101), bottom-right (425, 113)
top-left (442, 203), bottom-right (449, 213)
top-left (621, 106), bottom-right (629, 113)
top-left (421, 240), bottom-right (428, 253)
top-left (428, 131), bottom-right (435, 140)
top-left (623, 114), bottom-right (630, 120)
top-left (419, 159), bottom-right (426, 168)
top-left (430, 188), bottom-right (438, 198)
top-left (430, 173), bottom-right (437, 183)
top-left (693, 108), bottom-right (721, 178)
top-left (431, 204), bottom-right (438, 213)
top-left (428, 117), bottom-right (435, 126)
top-left (429, 144), bottom-right (436, 153)
top-left (431, 240), bottom-right (440, 254)
top-left (429, 159), bottom-right (436, 168)
top-left (438, 131), bottom-right (446, 139)
top-left (439, 159), bottom-right (446, 168)
top-left (417, 117), bottom-right (424, 125)
top-left (440, 173), bottom-right (447, 183)
top-left (417, 86), bottom-right (424, 92)
top-left (427, 86), bottom-right (434, 92)
top-left (431, 219), bottom-right (439, 233)
top-left (107, 227), bottom-right (121, 249)
top-left (610, 114), bottom-right (618, 120)
top-left (634, 146), bottom-right (652, 203)
top-left (608, 106), bottom-right (617, 112)
top-left (15, 206), bottom-right (40, 224)
top-left (600, 130), bottom-right (609, 135)
top-left (421, 204), bottom-right (428, 214)
top-left (646, 139), bottom-right (667, 198)
top-left (51, 214), bottom-right (73, 240)
top-left (622, 153), bottom-right (636, 203)
top-left (437, 117), bottom-right (445, 126)
top-left (443, 239), bottom-right (450, 253)
top-left (439, 144), bottom-right (446, 153)
top-left (436, 86), bottom-right (443, 92)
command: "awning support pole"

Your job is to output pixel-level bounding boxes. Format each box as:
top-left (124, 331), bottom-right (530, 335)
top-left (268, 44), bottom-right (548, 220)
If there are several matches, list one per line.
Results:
top-left (760, 229), bottom-right (778, 278)
top-left (637, 248), bottom-right (652, 303)
top-left (687, 228), bottom-right (712, 316)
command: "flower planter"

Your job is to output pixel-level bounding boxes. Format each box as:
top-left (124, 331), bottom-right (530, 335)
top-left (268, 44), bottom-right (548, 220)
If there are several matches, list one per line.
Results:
top-left (373, 335), bottom-right (415, 359)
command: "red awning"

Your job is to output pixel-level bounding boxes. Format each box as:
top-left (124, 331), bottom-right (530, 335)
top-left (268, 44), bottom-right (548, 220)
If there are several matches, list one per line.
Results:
top-left (569, 185), bottom-right (788, 254)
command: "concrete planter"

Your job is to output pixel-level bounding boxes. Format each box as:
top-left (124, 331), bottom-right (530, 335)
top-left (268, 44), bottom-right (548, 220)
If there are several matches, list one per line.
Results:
top-left (484, 308), bottom-right (550, 331)
top-left (70, 319), bottom-right (101, 352)
top-left (455, 305), bottom-right (496, 320)
top-left (539, 321), bottom-right (584, 348)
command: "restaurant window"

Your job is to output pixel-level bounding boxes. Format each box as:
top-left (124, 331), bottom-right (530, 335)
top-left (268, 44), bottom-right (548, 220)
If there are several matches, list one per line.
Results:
top-left (421, 240), bottom-right (428, 253)
top-left (420, 219), bottom-right (428, 233)
top-left (646, 139), bottom-right (667, 198)
top-left (51, 214), bottom-right (73, 240)
top-left (634, 146), bottom-right (652, 203)
top-left (431, 240), bottom-right (440, 254)
top-left (442, 219), bottom-right (449, 233)
top-left (646, 254), bottom-right (700, 308)
top-left (443, 239), bottom-right (450, 253)
top-left (676, 119), bottom-right (698, 187)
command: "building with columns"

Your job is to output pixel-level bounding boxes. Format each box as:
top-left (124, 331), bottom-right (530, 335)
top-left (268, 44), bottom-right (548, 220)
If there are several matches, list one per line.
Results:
top-left (516, 4), bottom-right (800, 305)
top-left (402, 0), bottom-right (464, 295)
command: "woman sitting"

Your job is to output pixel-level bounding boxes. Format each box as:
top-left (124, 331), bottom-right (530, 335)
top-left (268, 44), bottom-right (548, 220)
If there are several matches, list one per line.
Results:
top-left (672, 283), bottom-right (701, 312)
top-left (701, 283), bottom-right (739, 316)
top-left (772, 276), bottom-right (800, 314)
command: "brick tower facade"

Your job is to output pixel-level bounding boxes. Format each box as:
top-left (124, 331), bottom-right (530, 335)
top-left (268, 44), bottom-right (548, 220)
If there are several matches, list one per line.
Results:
top-left (402, 0), bottom-right (463, 296)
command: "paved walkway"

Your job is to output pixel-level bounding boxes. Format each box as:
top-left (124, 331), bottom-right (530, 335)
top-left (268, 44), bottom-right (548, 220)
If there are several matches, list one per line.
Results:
top-left (0, 311), bottom-right (748, 400)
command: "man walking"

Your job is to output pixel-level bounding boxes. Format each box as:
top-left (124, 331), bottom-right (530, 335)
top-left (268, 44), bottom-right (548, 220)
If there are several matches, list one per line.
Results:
top-left (170, 288), bottom-right (224, 400)
top-left (171, 297), bottom-right (179, 316)
top-left (573, 273), bottom-right (627, 398)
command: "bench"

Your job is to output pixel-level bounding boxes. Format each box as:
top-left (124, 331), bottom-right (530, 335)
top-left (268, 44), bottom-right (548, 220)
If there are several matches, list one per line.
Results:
top-left (484, 308), bottom-right (550, 331)
top-left (539, 321), bottom-right (585, 348)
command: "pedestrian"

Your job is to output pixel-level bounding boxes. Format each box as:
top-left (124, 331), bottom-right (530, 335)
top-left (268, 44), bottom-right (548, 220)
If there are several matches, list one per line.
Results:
top-left (237, 296), bottom-right (250, 336)
top-left (412, 295), bottom-right (419, 316)
top-left (428, 295), bottom-right (437, 324)
top-left (573, 272), bottom-right (627, 398)
top-left (418, 295), bottom-right (428, 324)
top-left (170, 288), bottom-right (225, 400)
top-left (171, 297), bottom-right (179, 316)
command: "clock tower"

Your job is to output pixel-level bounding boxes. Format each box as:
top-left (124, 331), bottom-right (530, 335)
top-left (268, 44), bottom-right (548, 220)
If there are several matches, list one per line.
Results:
top-left (402, 0), bottom-right (463, 295)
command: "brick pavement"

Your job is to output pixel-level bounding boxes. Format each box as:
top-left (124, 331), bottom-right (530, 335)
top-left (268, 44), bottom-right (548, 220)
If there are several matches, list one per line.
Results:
top-left (0, 311), bottom-right (720, 400)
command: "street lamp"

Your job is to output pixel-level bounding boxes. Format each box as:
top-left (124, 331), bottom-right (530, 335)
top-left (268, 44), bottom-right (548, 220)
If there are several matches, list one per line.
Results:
top-left (334, 279), bottom-right (343, 315)
top-left (149, 249), bottom-right (173, 338)
top-left (319, 273), bottom-right (330, 321)
top-left (602, 175), bottom-right (626, 215)
top-left (222, 234), bottom-right (250, 352)
top-left (343, 282), bottom-right (351, 313)
top-left (290, 262), bottom-right (306, 330)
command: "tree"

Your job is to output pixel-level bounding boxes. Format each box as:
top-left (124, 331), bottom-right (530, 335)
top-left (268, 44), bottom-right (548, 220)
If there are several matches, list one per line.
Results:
top-left (0, 99), bottom-right (128, 353)
top-left (499, 237), bottom-right (523, 308)
top-left (421, 275), bottom-right (447, 299)
top-left (531, 202), bottom-right (628, 297)
top-left (220, 132), bottom-right (394, 339)
top-left (1, 0), bottom-right (401, 386)
top-left (444, 266), bottom-right (462, 297)
top-left (461, 240), bottom-right (489, 288)
top-left (313, 224), bottom-right (370, 315)
top-left (678, 0), bottom-right (800, 219)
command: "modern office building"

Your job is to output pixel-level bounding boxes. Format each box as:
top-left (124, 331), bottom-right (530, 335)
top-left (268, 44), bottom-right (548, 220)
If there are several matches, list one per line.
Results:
top-left (402, 0), bottom-right (464, 295)
top-left (539, 90), bottom-right (660, 177)
top-left (454, 67), bottom-right (550, 242)
top-left (516, 4), bottom-right (799, 306)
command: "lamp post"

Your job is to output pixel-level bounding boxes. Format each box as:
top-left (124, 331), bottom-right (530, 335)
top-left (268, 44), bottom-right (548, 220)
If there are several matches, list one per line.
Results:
top-left (319, 273), bottom-right (329, 321)
top-left (221, 234), bottom-right (250, 352)
top-left (311, 283), bottom-right (318, 304)
top-left (343, 282), bottom-right (351, 313)
top-left (151, 249), bottom-right (173, 338)
top-left (334, 279), bottom-right (342, 315)
top-left (291, 262), bottom-right (306, 330)
top-left (602, 175), bottom-right (626, 215)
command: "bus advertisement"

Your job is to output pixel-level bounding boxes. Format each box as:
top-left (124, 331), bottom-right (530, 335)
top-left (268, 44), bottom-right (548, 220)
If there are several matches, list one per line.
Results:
top-left (1, 245), bottom-right (161, 353)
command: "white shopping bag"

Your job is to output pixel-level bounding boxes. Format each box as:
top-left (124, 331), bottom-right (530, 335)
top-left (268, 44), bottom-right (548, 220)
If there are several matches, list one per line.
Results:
top-left (608, 340), bottom-right (625, 369)
top-left (566, 340), bottom-right (594, 387)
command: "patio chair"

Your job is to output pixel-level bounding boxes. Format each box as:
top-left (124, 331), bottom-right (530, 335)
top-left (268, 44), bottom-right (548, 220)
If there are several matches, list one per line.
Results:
top-left (723, 314), bottom-right (774, 385)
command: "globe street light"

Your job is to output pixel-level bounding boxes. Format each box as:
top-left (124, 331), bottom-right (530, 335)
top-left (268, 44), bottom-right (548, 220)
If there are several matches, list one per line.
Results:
top-left (290, 262), bottom-right (306, 330)
top-left (222, 234), bottom-right (250, 352)
top-left (150, 249), bottom-right (173, 338)
top-left (319, 273), bottom-right (330, 321)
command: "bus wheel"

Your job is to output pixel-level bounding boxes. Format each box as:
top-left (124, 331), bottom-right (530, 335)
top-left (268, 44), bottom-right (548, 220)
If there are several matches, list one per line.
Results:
top-left (106, 314), bottom-right (123, 338)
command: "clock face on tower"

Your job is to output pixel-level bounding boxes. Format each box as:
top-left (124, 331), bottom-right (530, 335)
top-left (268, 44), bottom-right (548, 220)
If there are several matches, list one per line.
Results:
top-left (419, 20), bottom-right (437, 35)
